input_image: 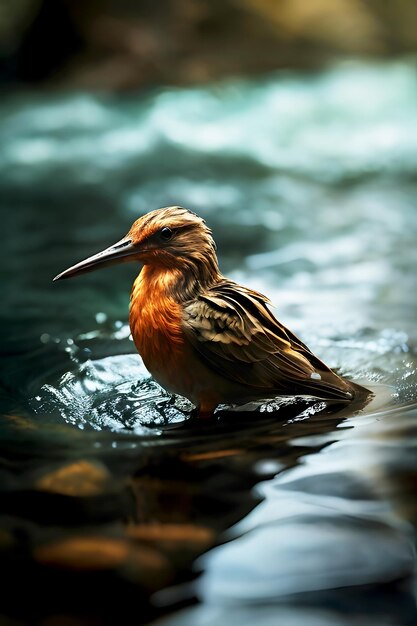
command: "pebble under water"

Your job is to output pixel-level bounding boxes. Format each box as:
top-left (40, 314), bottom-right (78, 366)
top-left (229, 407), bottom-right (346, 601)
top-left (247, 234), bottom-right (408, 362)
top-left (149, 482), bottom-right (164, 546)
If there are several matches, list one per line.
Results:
top-left (1, 61), bottom-right (417, 625)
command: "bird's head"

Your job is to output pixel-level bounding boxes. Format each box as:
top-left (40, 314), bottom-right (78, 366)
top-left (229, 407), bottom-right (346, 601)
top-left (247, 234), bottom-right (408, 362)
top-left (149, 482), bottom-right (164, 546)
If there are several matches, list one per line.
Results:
top-left (53, 206), bottom-right (219, 282)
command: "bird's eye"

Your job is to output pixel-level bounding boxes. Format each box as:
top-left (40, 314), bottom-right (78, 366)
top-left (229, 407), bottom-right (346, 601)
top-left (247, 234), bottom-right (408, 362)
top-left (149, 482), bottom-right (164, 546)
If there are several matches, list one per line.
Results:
top-left (159, 227), bottom-right (173, 241)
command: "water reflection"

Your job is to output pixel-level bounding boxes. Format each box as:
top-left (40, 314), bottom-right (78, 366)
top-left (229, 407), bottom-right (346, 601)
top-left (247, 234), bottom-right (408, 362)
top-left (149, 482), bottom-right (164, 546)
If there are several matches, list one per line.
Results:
top-left (153, 400), bottom-right (417, 626)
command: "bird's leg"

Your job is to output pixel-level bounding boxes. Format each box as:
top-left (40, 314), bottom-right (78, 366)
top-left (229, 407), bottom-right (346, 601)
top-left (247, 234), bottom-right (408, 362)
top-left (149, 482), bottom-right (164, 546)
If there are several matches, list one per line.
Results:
top-left (189, 402), bottom-right (216, 420)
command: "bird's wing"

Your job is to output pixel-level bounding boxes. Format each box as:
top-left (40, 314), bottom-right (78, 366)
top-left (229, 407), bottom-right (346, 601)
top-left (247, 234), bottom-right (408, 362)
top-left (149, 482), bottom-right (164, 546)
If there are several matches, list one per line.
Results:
top-left (182, 280), bottom-right (347, 397)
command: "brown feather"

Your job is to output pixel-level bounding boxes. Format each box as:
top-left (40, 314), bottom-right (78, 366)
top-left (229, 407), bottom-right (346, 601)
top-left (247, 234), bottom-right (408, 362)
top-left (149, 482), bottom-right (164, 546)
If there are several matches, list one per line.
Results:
top-left (182, 280), bottom-right (353, 400)
top-left (57, 205), bottom-right (360, 413)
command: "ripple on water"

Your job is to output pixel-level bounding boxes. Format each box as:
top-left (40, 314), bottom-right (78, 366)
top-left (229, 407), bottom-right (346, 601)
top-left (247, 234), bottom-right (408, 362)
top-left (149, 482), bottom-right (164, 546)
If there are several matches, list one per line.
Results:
top-left (30, 354), bottom-right (194, 434)
top-left (26, 324), bottom-right (416, 437)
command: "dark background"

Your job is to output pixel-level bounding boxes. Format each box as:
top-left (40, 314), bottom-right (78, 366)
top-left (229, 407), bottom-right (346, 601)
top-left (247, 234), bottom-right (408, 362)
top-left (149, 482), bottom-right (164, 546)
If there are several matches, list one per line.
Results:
top-left (1, 0), bottom-right (417, 89)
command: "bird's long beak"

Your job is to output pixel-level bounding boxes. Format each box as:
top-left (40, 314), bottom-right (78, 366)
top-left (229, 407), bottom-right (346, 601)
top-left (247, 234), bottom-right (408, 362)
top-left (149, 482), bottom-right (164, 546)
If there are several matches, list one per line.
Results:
top-left (53, 237), bottom-right (136, 281)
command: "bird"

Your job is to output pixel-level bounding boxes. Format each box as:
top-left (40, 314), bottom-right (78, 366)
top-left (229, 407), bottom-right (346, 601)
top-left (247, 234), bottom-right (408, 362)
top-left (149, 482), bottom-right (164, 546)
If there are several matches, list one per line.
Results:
top-left (54, 206), bottom-right (362, 418)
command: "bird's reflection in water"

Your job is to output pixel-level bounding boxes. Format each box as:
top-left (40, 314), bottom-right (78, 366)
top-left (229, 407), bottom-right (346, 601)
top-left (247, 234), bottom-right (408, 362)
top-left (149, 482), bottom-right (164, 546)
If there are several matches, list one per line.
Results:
top-left (151, 391), bottom-right (417, 626)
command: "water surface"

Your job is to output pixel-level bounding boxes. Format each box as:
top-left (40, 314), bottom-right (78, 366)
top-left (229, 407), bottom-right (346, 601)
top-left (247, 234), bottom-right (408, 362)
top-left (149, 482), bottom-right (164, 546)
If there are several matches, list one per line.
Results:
top-left (1, 61), bottom-right (417, 625)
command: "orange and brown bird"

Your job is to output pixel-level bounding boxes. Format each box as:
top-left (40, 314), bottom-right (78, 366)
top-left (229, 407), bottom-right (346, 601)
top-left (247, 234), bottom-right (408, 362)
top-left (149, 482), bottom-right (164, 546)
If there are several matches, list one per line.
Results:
top-left (54, 206), bottom-right (360, 417)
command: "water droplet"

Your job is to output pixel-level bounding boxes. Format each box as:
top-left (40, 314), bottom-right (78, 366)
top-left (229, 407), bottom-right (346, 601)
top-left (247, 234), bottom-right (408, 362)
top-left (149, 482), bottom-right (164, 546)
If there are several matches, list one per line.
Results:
top-left (40, 333), bottom-right (50, 344)
top-left (95, 312), bottom-right (107, 324)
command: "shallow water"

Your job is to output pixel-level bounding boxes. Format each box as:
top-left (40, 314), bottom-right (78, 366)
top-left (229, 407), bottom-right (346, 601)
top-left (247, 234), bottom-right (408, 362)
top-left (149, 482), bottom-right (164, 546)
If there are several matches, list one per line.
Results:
top-left (1, 61), bottom-right (417, 625)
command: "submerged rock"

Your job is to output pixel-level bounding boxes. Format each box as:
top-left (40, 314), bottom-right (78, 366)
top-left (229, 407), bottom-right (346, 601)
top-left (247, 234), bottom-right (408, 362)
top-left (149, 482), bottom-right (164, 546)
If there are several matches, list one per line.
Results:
top-left (35, 460), bottom-right (114, 497)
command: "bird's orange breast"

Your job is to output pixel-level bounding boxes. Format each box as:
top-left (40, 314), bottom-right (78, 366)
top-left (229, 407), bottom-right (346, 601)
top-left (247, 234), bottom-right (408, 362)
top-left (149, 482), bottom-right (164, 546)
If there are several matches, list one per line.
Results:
top-left (129, 267), bottom-right (186, 387)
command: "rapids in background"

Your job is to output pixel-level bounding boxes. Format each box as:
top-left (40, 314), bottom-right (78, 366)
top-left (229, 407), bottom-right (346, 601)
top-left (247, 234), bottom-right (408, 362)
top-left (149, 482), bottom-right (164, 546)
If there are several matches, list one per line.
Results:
top-left (0, 61), bottom-right (417, 625)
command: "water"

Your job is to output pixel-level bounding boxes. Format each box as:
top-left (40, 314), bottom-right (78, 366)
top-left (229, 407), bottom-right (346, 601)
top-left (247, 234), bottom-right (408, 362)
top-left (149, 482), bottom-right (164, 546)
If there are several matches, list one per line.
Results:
top-left (1, 61), bottom-right (417, 625)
